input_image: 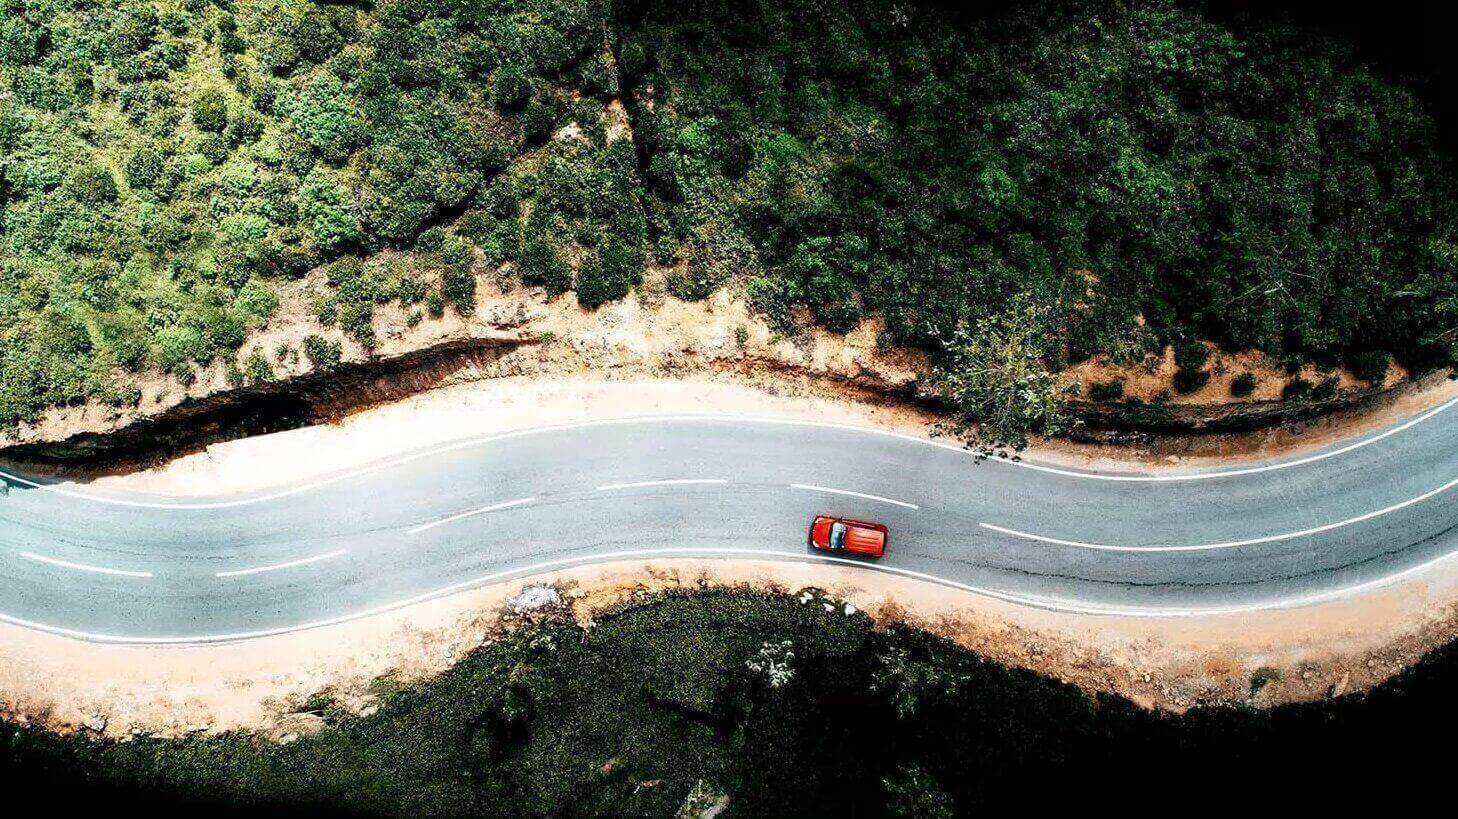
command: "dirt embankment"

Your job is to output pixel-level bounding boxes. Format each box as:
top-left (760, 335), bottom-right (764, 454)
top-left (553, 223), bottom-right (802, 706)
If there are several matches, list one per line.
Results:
top-left (2, 257), bottom-right (1447, 474)
top-left (0, 332), bottom-right (536, 471)
top-left (0, 269), bottom-right (928, 473)
top-left (1060, 341), bottom-right (1439, 443)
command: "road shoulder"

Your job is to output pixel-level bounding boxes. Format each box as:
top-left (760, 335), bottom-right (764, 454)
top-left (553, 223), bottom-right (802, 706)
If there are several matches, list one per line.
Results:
top-left (4, 556), bottom-right (1457, 738)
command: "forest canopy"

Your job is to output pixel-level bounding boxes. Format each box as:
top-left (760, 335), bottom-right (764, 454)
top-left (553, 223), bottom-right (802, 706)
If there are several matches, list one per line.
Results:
top-left (3, 0), bottom-right (1457, 442)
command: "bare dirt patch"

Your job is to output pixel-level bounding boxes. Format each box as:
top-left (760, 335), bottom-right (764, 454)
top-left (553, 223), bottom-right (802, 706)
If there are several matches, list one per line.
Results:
top-left (1065, 343), bottom-right (1403, 405)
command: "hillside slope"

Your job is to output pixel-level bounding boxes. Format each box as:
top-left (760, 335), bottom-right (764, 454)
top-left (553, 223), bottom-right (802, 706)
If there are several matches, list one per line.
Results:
top-left (4, 0), bottom-right (1456, 449)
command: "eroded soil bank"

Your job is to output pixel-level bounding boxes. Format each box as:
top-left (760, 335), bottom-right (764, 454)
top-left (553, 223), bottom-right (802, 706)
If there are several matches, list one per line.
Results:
top-left (4, 265), bottom-right (1449, 475)
top-left (23, 364), bottom-right (1458, 502)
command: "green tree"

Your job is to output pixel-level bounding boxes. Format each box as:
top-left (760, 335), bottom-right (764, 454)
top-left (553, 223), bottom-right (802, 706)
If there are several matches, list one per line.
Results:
top-left (291, 74), bottom-right (364, 165)
top-left (882, 763), bottom-right (956, 819)
top-left (932, 299), bottom-right (1071, 455)
top-left (191, 88), bottom-right (228, 133)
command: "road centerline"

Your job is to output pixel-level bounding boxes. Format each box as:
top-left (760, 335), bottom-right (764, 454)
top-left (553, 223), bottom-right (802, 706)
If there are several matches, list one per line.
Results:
top-left (215, 549), bottom-right (348, 578)
top-left (8, 400), bottom-right (1458, 512)
top-left (19, 551), bottom-right (154, 579)
top-left (979, 472), bottom-right (1458, 552)
top-left (790, 483), bottom-right (920, 509)
top-left (408, 496), bottom-right (536, 535)
top-left (595, 479), bottom-right (728, 491)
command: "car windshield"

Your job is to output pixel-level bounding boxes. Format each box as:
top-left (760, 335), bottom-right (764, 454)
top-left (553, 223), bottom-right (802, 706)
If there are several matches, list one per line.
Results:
top-left (829, 522), bottom-right (847, 550)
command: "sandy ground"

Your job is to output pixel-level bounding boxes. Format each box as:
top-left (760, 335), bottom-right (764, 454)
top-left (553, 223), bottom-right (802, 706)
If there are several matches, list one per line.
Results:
top-left (1065, 342), bottom-right (1404, 405)
top-left (3, 555), bottom-right (1456, 739)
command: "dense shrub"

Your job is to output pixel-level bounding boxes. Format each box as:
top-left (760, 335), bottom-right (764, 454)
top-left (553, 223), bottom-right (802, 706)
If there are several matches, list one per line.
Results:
top-left (302, 334), bottom-right (342, 370)
top-left (1282, 377), bottom-right (1314, 401)
top-left (69, 164), bottom-right (119, 204)
top-left (1230, 372), bottom-right (1258, 398)
top-left (1088, 380), bottom-right (1125, 402)
top-left (665, 262), bottom-right (725, 302)
top-left (1347, 350), bottom-right (1390, 384)
top-left (518, 233), bottom-right (572, 295)
top-left (1173, 341), bottom-right (1212, 373)
top-left (1172, 367), bottom-right (1211, 394)
top-left (190, 88), bottom-right (228, 133)
top-left (439, 237), bottom-right (477, 314)
top-left (576, 248), bottom-right (630, 309)
top-left (124, 147), bottom-right (165, 190)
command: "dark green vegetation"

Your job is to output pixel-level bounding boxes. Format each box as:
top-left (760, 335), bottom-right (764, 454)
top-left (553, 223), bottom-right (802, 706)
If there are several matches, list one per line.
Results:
top-left (1, 588), bottom-right (1453, 814)
top-left (4, 0), bottom-right (1458, 449)
top-left (621, 0), bottom-right (1458, 448)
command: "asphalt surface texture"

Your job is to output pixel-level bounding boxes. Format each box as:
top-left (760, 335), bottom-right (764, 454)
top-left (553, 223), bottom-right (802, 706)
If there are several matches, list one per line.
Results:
top-left (3, 404), bottom-right (1458, 642)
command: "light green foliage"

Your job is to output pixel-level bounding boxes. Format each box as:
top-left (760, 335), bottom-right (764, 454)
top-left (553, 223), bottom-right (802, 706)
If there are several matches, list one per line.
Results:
top-left (932, 299), bottom-right (1072, 455)
top-left (299, 170), bottom-right (361, 254)
top-left (289, 73), bottom-right (362, 165)
top-left (241, 349), bottom-right (273, 383)
top-left (0, 0), bottom-right (607, 428)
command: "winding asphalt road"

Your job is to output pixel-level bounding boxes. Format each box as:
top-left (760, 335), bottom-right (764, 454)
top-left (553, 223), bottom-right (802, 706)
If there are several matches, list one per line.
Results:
top-left (3, 400), bottom-right (1458, 642)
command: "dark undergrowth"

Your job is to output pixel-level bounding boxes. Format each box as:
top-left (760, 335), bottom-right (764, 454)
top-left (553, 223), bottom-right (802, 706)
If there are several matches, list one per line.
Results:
top-left (1, 588), bottom-right (1454, 815)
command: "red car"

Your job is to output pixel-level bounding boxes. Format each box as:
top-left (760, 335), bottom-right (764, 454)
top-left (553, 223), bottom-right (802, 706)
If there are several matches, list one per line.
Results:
top-left (809, 515), bottom-right (888, 558)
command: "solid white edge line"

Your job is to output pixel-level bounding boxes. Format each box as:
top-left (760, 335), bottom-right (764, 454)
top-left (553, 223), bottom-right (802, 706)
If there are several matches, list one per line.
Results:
top-left (4, 545), bottom-right (1454, 644)
top-left (4, 397), bottom-right (1456, 509)
top-left (407, 497), bottom-right (536, 535)
top-left (19, 551), bottom-right (153, 578)
top-left (215, 548), bottom-right (347, 578)
top-left (790, 484), bottom-right (919, 509)
top-left (595, 479), bottom-right (727, 491)
top-left (980, 472), bottom-right (1458, 552)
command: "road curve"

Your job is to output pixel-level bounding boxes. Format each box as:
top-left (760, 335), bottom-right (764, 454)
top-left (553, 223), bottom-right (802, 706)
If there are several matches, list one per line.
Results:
top-left (3, 401), bottom-right (1458, 643)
